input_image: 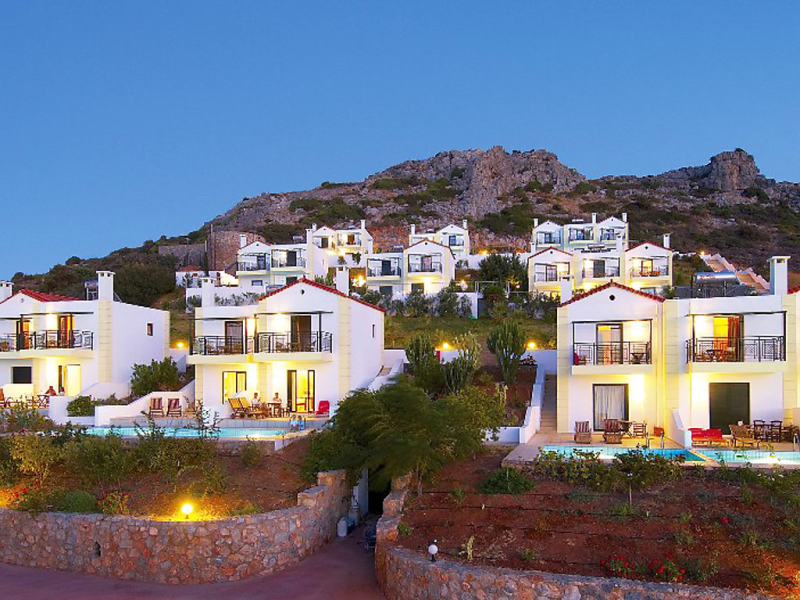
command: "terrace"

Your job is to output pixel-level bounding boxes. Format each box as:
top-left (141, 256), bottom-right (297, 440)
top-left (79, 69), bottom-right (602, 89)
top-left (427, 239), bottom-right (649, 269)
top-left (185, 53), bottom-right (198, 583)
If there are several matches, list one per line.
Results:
top-left (686, 313), bottom-right (786, 364)
top-left (407, 254), bottom-right (442, 273)
top-left (236, 253), bottom-right (269, 272)
top-left (0, 331), bottom-right (94, 352)
top-left (191, 332), bottom-right (332, 355)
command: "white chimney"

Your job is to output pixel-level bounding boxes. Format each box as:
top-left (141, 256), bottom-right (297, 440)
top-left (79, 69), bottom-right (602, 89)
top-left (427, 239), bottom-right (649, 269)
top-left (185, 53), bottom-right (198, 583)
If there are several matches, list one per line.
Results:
top-left (199, 277), bottom-right (216, 308)
top-left (559, 279), bottom-right (573, 303)
top-left (410, 224), bottom-right (416, 237)
top-left (360, 219), bottom-right (366, 230)
top-left (769, 256), bottom-right (789, 296)
top-left (462, 219), bottom-right (468, 230)
top-left (0, 281), bottom-right (13, 302)
top-left (591, 213), bottom-right (597, 225)
top-left (335, 267), bottom-right (349, 295)
top-left (311, 223), bottom-right (318, 232)
top-left (622, 212), bottom-right (628, 223)
top-left (97, 271), bottom-right (115, 301)
top-left (533, 218), bottom-right (539, 228)
top-left (662, 234), bottom-right (671, 249)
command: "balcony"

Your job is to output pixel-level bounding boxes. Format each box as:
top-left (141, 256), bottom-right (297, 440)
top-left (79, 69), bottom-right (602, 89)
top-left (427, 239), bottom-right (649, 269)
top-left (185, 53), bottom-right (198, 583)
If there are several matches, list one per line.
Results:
top-left (533, 271), bottom-right (570, 283)
top-left (367, 266), bottom-right (401, 277)
top-left (256, 331), bottom-right (332, 353)
top-left (630, 266), bottom-right (669, 278)
top-left (573, 342), bottom-right (651, 366)
top-left (408, 262), bottom-right (442, 273)
top-left (0, 331), bottom-right (94, 352)
top-left (191, 336), bottom-right (254, 356)
top-left (582, 266), bottom-right (621, 278)
top-left (686, 337), bottom-right (785, 363)
top-left (568, 231), bottom-right (594, 243)
top-left (272, 257), bottom-right (307, 269)
top-left (237, 260), bottom-right (269, 272)
top-left (535, 235), bottom-right (562, 246)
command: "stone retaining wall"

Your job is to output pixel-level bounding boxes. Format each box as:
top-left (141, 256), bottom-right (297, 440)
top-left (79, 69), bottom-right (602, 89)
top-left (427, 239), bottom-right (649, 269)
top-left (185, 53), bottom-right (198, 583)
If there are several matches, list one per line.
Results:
top-left (375, 477), bottom-right (775, 600)
top-left (0, 470), bottom-right (348, 584)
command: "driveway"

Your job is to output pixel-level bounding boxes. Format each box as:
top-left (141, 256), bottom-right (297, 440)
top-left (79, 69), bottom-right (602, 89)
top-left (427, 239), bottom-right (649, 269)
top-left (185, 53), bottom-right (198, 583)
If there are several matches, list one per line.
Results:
top-left (0, 530), bottom-right (384, 600)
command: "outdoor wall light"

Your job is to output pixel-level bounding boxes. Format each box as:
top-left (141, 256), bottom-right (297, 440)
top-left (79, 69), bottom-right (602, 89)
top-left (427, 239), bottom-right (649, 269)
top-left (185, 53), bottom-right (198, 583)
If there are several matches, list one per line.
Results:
top-left (181, 502), bottom-right (194, 520)
top-left (427, 539), bottom-right (438, 563)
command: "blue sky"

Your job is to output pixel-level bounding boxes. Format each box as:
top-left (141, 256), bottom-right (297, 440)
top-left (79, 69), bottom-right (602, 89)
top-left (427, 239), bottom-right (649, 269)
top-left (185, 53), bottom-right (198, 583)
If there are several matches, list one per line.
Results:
top-left (1, 2), bottom-right (798, 277)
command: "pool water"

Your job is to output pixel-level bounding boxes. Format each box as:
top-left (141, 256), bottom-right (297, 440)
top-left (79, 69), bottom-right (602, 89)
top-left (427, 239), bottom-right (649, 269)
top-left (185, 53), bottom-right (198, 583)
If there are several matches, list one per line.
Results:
top-left (695, 450), bottom-right (800, 466)
top-left (86, 427), bottom-right (290, 439)
top-left (541, 445), bottom-right (707, 463)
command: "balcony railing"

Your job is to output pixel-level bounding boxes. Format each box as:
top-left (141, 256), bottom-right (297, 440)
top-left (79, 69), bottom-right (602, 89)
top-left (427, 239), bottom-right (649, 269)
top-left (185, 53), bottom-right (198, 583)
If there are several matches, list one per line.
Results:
top-left (256, 331), bottom-right (332, 353)
top-left (573, 342), bottom-right (651, 366)
top-left (0, 331), bottom-right (94, 352)
top-left (568, 231), bottom-right (594, 242)
top-left (630, 267), bottom-right (669, 278)
top-left (582, 266), bottom-right (621, 278)
top-left (686, 337), bottom-right (785, 363)
top-left (191, 336), bottom-right (254, 355)
top-left (272, 257), bottom-right (306, 268)
top-left (533, 271), bottom-right (569, 282)
top-left (367, 266), bottom-right (402, 277)
top-left (408, 262), bottom-right (442, 273)
top-left (237, 259), bottom-right (269, 272)
top-left (535, 235), bottom-right (562, 245)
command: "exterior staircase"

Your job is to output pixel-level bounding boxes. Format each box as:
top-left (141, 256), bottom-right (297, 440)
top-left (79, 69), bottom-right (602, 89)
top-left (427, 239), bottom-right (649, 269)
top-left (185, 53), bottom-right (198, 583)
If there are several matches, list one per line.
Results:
top-left (539, 374), bottom-right (557, 432)
top-left (702, 253), bottom-right (769, 293)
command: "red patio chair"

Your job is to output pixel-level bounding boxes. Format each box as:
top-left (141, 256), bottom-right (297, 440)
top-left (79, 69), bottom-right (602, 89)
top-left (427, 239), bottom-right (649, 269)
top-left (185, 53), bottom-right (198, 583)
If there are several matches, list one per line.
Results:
top-left (166, 397), bottom-right (182, 418)
top-left (315, 401), bottom-right (330, 418)
top-left (149, 397), bottom-right (164, 418)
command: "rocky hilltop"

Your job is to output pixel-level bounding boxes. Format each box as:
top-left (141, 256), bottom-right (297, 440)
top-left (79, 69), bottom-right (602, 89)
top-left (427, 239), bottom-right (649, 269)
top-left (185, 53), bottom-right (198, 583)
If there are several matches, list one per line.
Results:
top-left (207, 147), bottom-right (800, 271)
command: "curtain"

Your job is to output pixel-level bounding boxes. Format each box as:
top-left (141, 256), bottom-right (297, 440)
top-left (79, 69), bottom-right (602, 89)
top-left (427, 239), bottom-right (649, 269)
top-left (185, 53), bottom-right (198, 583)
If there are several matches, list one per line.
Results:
top-left (593, 385), bottom-right (627, 430)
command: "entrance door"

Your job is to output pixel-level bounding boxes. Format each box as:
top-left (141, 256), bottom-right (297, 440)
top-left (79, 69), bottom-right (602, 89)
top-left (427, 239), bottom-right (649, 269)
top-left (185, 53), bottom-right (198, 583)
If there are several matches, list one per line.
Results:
top-left (291, 315), bottom-right (312, 351)
top-left (59, 365), bottom-right (82, 396)
top-left (709, 383), bottom-right (750, 434)
top-left (222, 371), bottom-right (247, 403)
top-left (593, 384), bottom-right (628, 430)
top-left (224, 320), bottom-right (244, 354)
top-left (544, 264), bottom-right (557, 282)
top-left (596, 323), bottom-right (623, 365)
top-left (287, 370), bottom-right (315, 413)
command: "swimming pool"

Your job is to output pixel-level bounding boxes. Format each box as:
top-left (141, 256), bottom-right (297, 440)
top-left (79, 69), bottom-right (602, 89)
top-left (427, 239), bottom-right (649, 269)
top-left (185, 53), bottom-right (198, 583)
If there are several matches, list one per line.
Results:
top-left (695, 449), bottom-right (800, 466)
top-left (86, 427), bottom-right (290, 439)
top-left (541, 445), bottom-right (707, 463)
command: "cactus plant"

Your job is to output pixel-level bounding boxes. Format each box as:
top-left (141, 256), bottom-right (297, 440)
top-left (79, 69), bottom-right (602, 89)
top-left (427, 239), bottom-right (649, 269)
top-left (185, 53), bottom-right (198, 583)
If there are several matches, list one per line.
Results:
top-left (487, 321), bottom-right (527, 385)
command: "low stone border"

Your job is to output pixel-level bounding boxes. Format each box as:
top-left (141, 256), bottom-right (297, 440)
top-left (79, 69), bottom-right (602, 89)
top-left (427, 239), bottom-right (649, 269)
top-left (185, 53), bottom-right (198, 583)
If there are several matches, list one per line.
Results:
top-left (375, 477), bottom-right (776, 600)
top-left (0, 470), bottom-right (348, 584)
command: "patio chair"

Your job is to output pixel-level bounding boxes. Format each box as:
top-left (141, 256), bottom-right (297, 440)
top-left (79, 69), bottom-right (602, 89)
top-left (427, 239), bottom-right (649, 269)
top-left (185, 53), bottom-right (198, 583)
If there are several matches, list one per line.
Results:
top-left (603, 419), bottom-right (623, 444)
top-left (229, 397), bottom-right (249, 419)
top-left (574, 421), bottom-right (592, 444)
top-left (631, 422), bottom-right (647, 439)
top-left (752, 420), bottom-right (767, 440)
top-left (768, 421), bottom-right (783, 443)
top-left (166, 397), bottom-right (182, 418)
top-left (315, 400), bottom-right (331, 418)
top-left (730, 425), bottom-right (760, 449)
top-left (149, 397), bottom-right (164, 418)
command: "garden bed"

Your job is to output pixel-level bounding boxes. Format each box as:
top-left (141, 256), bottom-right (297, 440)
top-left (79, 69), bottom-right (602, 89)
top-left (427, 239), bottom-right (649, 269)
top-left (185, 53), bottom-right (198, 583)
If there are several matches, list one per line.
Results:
top-left (475, 364), bottom-right (536, 426)
top-left (395, 448), bottom-right (800, 598)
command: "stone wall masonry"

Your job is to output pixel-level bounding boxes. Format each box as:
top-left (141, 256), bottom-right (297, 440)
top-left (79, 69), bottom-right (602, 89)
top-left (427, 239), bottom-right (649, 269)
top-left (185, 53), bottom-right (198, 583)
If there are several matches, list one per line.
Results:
top-left (375, 476), bottom-right (776, 600)
top-left (0, 470), bottom-right (348, 584)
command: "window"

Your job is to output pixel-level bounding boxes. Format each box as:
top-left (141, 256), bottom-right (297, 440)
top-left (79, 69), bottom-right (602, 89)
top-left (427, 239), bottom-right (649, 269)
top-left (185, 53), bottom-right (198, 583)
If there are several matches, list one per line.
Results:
top-left (251, 280), bottom-right (263, 287)
top-left (319, 237), bottom-right (329, 249)
top-left (12, 366), bottom-right (32, 384)
top-left (286, 276), bottom-right (298, 285)
top-left (146, 323), bottom-right (153, 336)
top-left (411, 283), bottom-right (424, 294)
top-left (222, 371), bottom-right (247, 402)
top-left (372, 324), bottom-right (376, 338)
top-left (379, 286), bottom-right (393, 297)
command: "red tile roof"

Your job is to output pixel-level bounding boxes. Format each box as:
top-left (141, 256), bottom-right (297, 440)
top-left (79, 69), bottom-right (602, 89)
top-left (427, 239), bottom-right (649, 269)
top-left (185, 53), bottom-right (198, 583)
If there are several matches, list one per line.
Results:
top-left (788, 286), bottom-right (800, 295)
top-left (0, 289), bottom-right (81, 305)
top-left (406, 239), bottom-right (456, 258)
top-left (559, 281), bottom-right (666, 307)
top-left (530, 247), bottom-right (572, 258)
top-left (259, 278), bottom-right (385, 313)
top-left (626, 241), bottom-right (673, 253)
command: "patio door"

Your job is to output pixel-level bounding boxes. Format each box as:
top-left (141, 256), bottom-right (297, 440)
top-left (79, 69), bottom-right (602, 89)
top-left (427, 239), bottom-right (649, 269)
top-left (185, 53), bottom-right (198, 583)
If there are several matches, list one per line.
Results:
top-left (222, 371), bottom-right (247, 403)
top-left (593, 384), bottom-right (628, 430)
top-left (544, 264), bottom-right (557, 282)
top-left (287, 369), bottom-right (315, 413)
top-left (709, 383), bottom-right (749, 434)
top-left (225, 320), bottom-right (244, 353)
top-left (291, 315), bottom-right (312, 351)
top-left (286, 251), bottom-right (297, 267)
top-left (596, 323), bottom-right (622, 365)
top-left (59, 315), bottom-right (74, 348)
top-left (16, 319), bottom-right (30, 349)
top-left (58, 364), bottom-right (81, 396)
top-left (381, 260), bottom-right (393, 276)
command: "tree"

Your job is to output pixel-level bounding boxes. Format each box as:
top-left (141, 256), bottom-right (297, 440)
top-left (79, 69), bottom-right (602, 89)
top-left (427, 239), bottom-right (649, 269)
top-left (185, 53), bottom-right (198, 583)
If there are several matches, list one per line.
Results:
top-left (404, 332), bottom-right (443, 393)
top-left (487, 321), bottom-right (527, 385)
top-left (115, 263), bottom-right (176, 306)
top-left (478, 254), bottom-right (528, 292)
top-left (435, 285), bottom-right (460, 317)
top-left (130, 358), bottom-right (181, 398)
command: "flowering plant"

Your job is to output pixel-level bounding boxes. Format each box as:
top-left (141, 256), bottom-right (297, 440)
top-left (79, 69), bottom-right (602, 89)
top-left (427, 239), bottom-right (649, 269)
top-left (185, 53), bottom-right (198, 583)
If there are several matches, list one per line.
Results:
top-left (650, 557), bottom-right (684, 582)
top-left (98, 491), bottom-right (129, 515)
top-left (602, 555), bottom-right (634, 577)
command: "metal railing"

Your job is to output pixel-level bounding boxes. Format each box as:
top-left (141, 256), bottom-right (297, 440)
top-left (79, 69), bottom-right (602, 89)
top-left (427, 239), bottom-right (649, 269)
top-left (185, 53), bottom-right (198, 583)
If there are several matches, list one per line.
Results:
top-left (408, 262), bottom-right (442, 273)
top-left (568, 231), bottom-right (594, 242)
top-left (686, 337), bottom-right (785, 363)
top-left (535, 235), bottom-right (563, 245)
top-left (272, 257), bottom-right (307, 268)
top-left (237, 260), bottom-right (269, 272)
top-left (191, 336), bottom-right (254, 355)
top-left (630, 267), bottom-right (669, 278)
top-left (582, 266), bottom-right (621, 278)
top-left (533, 271), bottom-right (570, 282)
top-left (573, 342), bottom-right (651, 365)
top-left (367, 266), bottom-right (402, 277)
top-left (256, 331), bottom-right (332, 353)
top-left (0, 331), bottom-right (94, 352)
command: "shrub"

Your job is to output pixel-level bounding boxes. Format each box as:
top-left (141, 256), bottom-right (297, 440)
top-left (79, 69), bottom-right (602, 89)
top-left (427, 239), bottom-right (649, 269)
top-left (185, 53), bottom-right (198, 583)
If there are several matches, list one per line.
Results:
top-left (519, 548), bottom-right (538, 562)
top-left (67, 395), bottom-right (97, 417)
top-left (54, 490), bottom-right (98, 513)
top-left (98, 491), bottom-right (130, 515)
top-left (10, 435), bottom-right (63, 485)
top-left (240, 439), bottom-right (262, 468)
top-left (8, 486), bottom-right (57, 513)
top-left (649, 558), bottom-right (684, 583)
top-left (0, 437), bottom-right (20, 484)
top-left (603, 554), bottom-right (635, 577)
top-left (1, 405), bottom-right (54, 433)
top-left (133, 436), bottom-right (216, 485)
top-left (435, 286), bottom-right (460, 317)
top-left (480, 468), bottom-right (535, 495)
top-left (478, 254), bottom-right (527, 291)
top-left (404, 289), bottom-right (434, 317)
top-left (130, 357), bottom-right (181, 397)
top-left (64, 434), bottom-right (129, 486)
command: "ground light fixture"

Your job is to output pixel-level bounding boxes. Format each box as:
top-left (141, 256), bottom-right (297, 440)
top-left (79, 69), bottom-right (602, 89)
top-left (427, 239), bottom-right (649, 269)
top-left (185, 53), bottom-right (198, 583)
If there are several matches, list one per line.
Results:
top-left (527, 341), bottom-right (536, 350)
top-left (427, 539), bottom-right (438, 563)
top-left (181, 502), bottom-right (194, 520)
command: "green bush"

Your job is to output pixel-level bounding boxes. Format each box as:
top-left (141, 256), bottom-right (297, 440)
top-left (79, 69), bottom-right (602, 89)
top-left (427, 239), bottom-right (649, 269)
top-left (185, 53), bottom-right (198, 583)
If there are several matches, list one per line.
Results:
top-left (480, 468), bottom-right (535, 494)
top-left (130, 357), bottom-right (181, 398)
top-left (54, 490), bottom-right (98, 513)
top-left (370, 177), bottom-right (418, 190)
top-left (66, 395), bottom-right (97, 417)
top-left (240, 439), bottom-right (262, 468)
top-left (132, 435), bottom-right (216, 485)
top-left (64, 434), bottom-right (129, 486)
top-left (10, 435), bottom-right (63, 485)
top-left (114, 262), bottom-right (176, 307)
top-left (289, 197), bottom-right (323, 212)
top-left (1, 405), bottom-right (55, 433)
top-left (0, 437), bottom-right (20, 484)
top-left (478, 254), bottom-right (527, 291)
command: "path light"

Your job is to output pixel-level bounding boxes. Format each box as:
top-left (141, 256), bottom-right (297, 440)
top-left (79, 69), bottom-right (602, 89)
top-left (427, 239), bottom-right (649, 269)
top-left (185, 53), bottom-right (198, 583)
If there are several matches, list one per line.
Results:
top-left (181, 502), bottom-right (194, 520)
top-left (527, 341), bottom-right (536, 351)
top-left (427, 539), bottom-right (438, 563)
top-left (440, 342), bottom-right (451, 351)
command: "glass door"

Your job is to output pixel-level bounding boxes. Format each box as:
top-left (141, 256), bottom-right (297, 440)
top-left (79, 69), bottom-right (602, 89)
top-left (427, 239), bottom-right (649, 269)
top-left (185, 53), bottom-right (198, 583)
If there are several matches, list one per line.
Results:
top-left (592, 260), bottom-right (606, 278)
top-left (288, 369), bottom-right (315, 413)
top-left (291, 315), bottom-right (312, 351)
top-left (596, 323), bottom-right (622, 364)
top-left (224, 320), bottom-right (244, 354)
top-left (16, 319), bottom-right (30, 350)
top-left (222, 371), bottom-right (247, 403)
top-left (593, 384), bottom-right (628, 430)
top-left (58, 315), bottom-right (74, 348)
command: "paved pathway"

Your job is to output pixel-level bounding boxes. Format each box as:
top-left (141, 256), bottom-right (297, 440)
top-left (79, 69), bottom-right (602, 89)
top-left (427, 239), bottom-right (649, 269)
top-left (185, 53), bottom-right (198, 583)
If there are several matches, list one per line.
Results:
top-left (0, 529), bottom-right (384, 600)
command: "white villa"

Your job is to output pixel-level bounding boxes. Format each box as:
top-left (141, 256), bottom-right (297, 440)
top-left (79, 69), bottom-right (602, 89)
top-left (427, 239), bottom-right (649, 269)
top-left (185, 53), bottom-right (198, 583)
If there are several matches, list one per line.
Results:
top-left (530, 213), bottom-right (629, 254)
top-left (0, 271), bottom-right (169, 399)
top-left (188, 277), bottom-right (385, 418)
top-left (311, 220), bottom-right (373, 262)
top-left (409, 221), bottom-right (471, 260)
top-left (556, 256), bottom-right (799, 445)
top-left (364, 239), bottom-right (456, 298)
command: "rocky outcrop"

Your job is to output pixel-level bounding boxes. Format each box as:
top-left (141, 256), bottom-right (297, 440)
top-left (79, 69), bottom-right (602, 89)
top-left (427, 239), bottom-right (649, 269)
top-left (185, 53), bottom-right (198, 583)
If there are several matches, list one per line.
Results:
top-left (657, 149), bottom-right (767, 191)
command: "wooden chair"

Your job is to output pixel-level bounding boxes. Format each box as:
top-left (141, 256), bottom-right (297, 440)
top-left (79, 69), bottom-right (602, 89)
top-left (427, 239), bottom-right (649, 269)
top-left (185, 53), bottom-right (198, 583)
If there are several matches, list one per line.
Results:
top-left (166, 397), bottom-right (182, 418)
top-left (229, 397), bottom-right (249, 419)
top-left (603, 419), bottom-right (623, 444)
top-left (730, 425), bottom-right (760, 449)
top-left (149, 397), bottom-right (164, 418)
top-left (631, 422), bottom-right (647, 439)
top-left (752, 420), bottom-right (767, 440)
top-left (768, 421), bottom-right (783, 443)
top-left (574, 421), bottom-right (592, 444)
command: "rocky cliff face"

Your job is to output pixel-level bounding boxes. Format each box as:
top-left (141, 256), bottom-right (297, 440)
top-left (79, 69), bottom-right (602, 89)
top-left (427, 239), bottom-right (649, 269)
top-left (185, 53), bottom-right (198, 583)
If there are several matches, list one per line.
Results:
top-left (657, 149), bottom-right (769, 192)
